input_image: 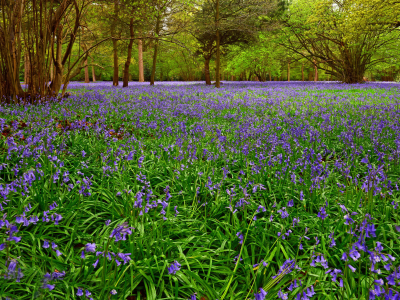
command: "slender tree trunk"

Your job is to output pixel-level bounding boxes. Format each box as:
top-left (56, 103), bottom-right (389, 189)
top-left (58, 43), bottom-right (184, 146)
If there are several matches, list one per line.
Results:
top-left (112, 39), bottom-right (119, 86)
top-left (50, 25), bottom-right (64, 96)
top-left (150, 14), bottom-right (161, 86)
top-left (269, 72), bottom-right (271, 81)
top-left (302, 64), bottom-right (304, 81)
top-left (287, 61), bottom-right (290, 82)
top-left (215, 0), bottom-right (220, 88)
top-left (24, 52), bottom-right (30, 85)
top-left (204, 57), bottom-right (211, 85)
top-left (123, 17), bottom-right (134, 88)
top-left (138, 33), bottom-right (144, 82)
top-left (92, 66), bottom-right (96, 82)
top-left (112, 0), bottom-right (119, 86)
top-left (84, 58), bottom-right (89, 83)
top-left (50, 58), bottom-right (54, 82)
top-left (314, 60), bottom-right (318, 82)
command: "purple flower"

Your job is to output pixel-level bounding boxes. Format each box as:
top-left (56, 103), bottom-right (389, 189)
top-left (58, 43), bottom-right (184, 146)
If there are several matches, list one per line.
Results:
top-left (236, 232), bottom-right (244, 244)
top-left (42, 283), bottom-right (55, 290)
top-left (189, 293), bottom-right (196, 300)
top-left (43, 240), bottom-right (49, 248)
top-left (317, 206), bottom-right (328, 220)
top-left (341, 252), bottom-right (348, 261)
top-left (348, 265), bottom-right (356, 272)
top-left (168, 260), bottom-right (181, 274)
top-left (174, 206), bottom-right (179, 217)
top-left (85, 243), bottom-right (96, 253)
top-left (254, 288), bottom-right (267, 300)
top-left (93, 259), bottom-right (99, 268)
top-left (272, 259), bottom-right (296, 279)
top-left (344, 214), bottom-right (354, 225)
top-left (277, 207), bottom-right (289, 219)
top-left (277, 289), bottom-right (288, 300)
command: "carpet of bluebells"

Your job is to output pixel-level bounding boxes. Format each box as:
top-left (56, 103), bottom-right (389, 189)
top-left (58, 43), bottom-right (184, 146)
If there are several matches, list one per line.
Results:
top-left (1, 81), bottom-right (400, 300)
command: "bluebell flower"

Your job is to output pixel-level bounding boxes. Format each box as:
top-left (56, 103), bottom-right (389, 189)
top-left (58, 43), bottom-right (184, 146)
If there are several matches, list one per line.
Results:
top-left (317, 206), bottom-right (328, 220)
top-left (348, 265), bottom-right (356, 272)
top-left (43, 240), bottom-right (49, 248)
top-left (92, 259), bottom-right (99, 268)
top-left (277, 207), bottom-right (289, 219)
top-left (277, 289), bottom-right (288, 300)
top-left (189, 293), bottom-right (196, 300)
top-left (236, 232), bottom-right (244, 244)
top-left (254, 288), bottom-right (267, 300)
top-left (168, 260), bottom-right (181, 274)
top-left (85, 243), bottom-right (96, 253)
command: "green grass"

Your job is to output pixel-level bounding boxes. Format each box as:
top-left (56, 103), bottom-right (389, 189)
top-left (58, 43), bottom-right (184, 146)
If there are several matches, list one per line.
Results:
top-left (0, 82), bottom-right (399, 300)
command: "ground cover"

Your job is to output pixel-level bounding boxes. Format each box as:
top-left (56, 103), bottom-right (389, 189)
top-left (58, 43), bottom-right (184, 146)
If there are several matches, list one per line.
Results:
top-left (0, 81), bottom-right (400, 300)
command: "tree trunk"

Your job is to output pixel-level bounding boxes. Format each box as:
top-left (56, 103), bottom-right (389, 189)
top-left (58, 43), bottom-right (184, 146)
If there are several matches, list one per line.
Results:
top-left (92, 66), bottom-right (96, 82)
top-left (302, 64), bottom-right (304, 81)
top-left (138, 33), bottom-right (144, 82)
top-left (204, 57), bottom-right (211, 85)
top-left (112, 0), bottom-right (119, 86)
top-left (150, 15), bottom-right (161, 86)
top-left (50, 25), bottom-right (64, 96)
top-left (50, 58), bottom-right (54, 82)
top-left (215, 0), bottom-right (220, 88)
top-left (112, 38), bottom-right (119, 86)
top-left (314, 61), bottom-right (318, 82)
top-left (84, 58), bottom-right (89, 83)
top-left (24, 52), bottom-right (30, 86)
top-left (287, 61), bottom-right (290, 82)
top-left (123, 17), bottom-right (134, 88)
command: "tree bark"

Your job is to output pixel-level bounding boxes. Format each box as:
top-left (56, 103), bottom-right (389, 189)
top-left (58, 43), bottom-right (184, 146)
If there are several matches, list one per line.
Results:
top-left (84, 58), bottom-right (89, 83)
top-left (24, 52), bottom-right (30, 86)
top-left (287, 61), bottom-right (290, 82)
top-left (314, 60), bottom-right (318, 82)
top-left (150, 14), bottom-right (161, 86)
top-left (138, 32), bottom-right (144, 82)
top-left (112, 0), bottom-right (119, 86)
top-left (123, 17), bottom-right (134, 87)
top-left (204, 57), bottom-right (211, 85)
top-left (215, 0), bottom-right (220, 88)
top-left (50, 24), bottom-right (64, 96)
top-left (92, 66), bottom-right (96, 82)
top-left (302, 64), bottom-right (304, 81)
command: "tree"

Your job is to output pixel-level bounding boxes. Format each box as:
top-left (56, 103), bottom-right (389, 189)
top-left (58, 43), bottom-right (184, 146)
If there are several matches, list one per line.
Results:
top-left (191, 0), bottom-right (275, 87)
top-left (279, 0), bottom-right (400, 83)
top-left (225, 33), bottom-right (283, 82)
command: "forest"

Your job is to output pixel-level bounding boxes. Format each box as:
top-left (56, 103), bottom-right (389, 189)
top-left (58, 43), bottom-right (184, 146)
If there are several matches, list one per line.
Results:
top-left (1, 0), bottom-right (400, 102)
